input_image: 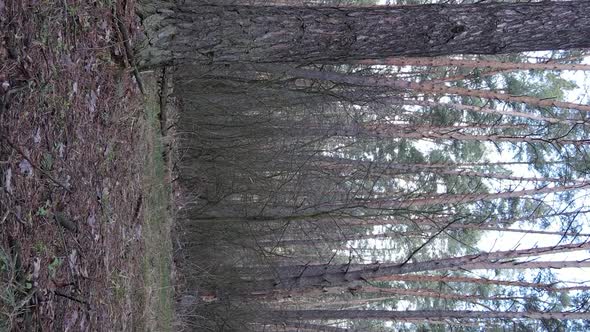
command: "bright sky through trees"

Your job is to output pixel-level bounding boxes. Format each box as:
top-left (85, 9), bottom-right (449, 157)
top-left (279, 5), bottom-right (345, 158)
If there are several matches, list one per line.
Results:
top-left (476, 55), bottom-right (590, 283)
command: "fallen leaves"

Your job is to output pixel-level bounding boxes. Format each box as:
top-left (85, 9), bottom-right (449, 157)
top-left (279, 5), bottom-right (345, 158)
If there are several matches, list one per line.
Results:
top-left (18, 159), bottom-right (32, 177)
top-left (4, 166), bottom-right (12, 193)
top-left (0, 0), bottom-right (146, 330)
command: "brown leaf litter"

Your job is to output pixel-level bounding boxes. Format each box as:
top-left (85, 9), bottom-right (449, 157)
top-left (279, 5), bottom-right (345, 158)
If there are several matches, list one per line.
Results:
top-left (1, 0), bottom-right (149, 330)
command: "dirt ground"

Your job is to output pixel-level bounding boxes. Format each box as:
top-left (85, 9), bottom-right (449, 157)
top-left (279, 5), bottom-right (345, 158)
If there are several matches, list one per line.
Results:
top-left (0, 0), bottom-right (174, 330)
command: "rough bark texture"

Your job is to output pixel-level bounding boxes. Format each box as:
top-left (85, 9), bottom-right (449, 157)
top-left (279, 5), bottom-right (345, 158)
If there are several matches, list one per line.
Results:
top-left (138, 1), bottom-right (590, 67)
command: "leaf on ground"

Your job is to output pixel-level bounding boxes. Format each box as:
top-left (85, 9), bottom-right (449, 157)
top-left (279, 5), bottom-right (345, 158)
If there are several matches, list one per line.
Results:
top-left (134, 224), bottom-right (142, 241)
top-left (87, 91), bottom-right (97, 113)
top-left (87, 213), bottom-right (99, 241)
top-left (57, 142), bottom-right (65, 158)
top-left (4, 167), bottom-right (12, 193)
top-left (32, 257), bottom-right (41, 286)
top-left (78, 312), bottom-right (88, 332)
top-left (68, 249), bottom-right (78, 275)
top-left (34, 127), bottom-right (41, 144)
top-left (80, 264), bottom-right (88, 278)
top-left (63, 308), bottom-right (79, 332)
top-left (18, 159), bottom-right (33, 177)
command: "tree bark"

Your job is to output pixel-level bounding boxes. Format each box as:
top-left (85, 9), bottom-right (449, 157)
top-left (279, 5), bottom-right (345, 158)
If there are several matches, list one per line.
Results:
top-left (347, 285), bottom-right (529, 303)
top-left (262, 66), bottom-right (590, 113)
top-left (276, 309), bottom-right (590, 322)
top-left (397, 99), bottom-right (579, 125)
top-left (357, 57), bottom-right (590, 72)
top-left (343, 183), bottom-right (588, 211)
top-left (247, 241), bottom-right (590, 292)
top-left (138, 1), bottom-right (590, 67)
top-left (373, 274), bottom-right (560, 291)
top-left (283, 322), bottom-right (352, 332)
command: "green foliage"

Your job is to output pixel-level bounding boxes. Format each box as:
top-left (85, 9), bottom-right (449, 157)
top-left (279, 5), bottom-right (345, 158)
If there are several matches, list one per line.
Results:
top-left (47, 257), bottom-right (62, 278)
top-left (0, 246), bottom-right (32, 332)
top-left (504, 71), bottom-right (576, 101)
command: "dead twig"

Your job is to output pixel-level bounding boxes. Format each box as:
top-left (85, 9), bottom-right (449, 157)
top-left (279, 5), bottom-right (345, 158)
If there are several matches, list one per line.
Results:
top-left (54, 291), bottom-right (90, 309)
top-left (113, 9), bottom-right (145, 94)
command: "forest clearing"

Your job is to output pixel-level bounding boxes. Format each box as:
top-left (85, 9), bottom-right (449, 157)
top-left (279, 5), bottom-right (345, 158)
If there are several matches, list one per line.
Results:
top-left (2, 0), bottom-right (590, 331)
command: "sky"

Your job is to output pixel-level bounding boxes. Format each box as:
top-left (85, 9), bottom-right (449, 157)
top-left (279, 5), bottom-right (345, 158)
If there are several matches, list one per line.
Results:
top-left (344, 54), bottom-right (590, 288)
top-left (476, 55), bottom-right (590, 285)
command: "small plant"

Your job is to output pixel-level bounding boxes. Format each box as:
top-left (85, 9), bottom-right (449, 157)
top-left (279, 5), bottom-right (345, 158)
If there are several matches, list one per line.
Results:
top-left (36, 200), bottom-right (51, 217)
top-left (36, 206), bottom-right (49, 217)
top-left (41, 153), bottom-right (53, 171)
top-left (47, 257), bottom-right (62, 278)
top-left (33, 242), bottom-right (48, 256)
top-left (0, 246), bottom-right (32, 331)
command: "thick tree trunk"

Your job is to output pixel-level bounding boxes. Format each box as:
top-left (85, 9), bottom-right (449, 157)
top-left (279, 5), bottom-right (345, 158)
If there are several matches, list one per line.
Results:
top-left (138, 1), bottom-right (590, 67)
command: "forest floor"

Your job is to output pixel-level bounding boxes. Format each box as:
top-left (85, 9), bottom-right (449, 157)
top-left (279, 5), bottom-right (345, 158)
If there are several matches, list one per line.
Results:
top-left (0, 0), bottom-right (175, 331)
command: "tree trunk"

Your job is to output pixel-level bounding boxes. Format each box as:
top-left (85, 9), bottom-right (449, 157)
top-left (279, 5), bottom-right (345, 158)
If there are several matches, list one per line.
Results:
top-left (283, 322), bottom-right (352, 332)
top-left (276, 309), bottom-right (590, 322)
top-left (247, 241), bottom-right (590, 292)
top-left (138, 1), bottom-right (590, 67)
top-left (398, 99), bottom-right (578, 125)
top-left (272, 241), bottom-right (590, 278)
top-left (373, 274), bottom-right (561, 291)
top-left (346, 285), bottom-right (529, 303)
top-left (357, 56), bottom-right (590, 72)
top-left (352, 183), bottom-right (588, 210)
top-left (262, 66), bottom-right (590, 113)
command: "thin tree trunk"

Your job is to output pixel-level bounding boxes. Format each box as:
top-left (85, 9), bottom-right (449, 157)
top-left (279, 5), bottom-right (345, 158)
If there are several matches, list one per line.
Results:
top-left (357, 57), bottom-right (590, 71)
top-left (260, 225), bottom-right (589, 247)
top-left (343, 286), bottom-right (529, 303)
top-left (310, 155), bottom-right (572, 183)
top-left (398, 99), bottom-right (579, 125)
top-left (373, 274), bottom-right (565, 291)
top-left (269, 273), bottom-right (590, 300)
top-left (275, 309), bottom-right (590, 322)
top-left (258, 231), bottom-right (428, 247)
top-left (369, 183), bottom-right (589, 209)
top-left (263, 66), bottom-right (590, 113)
top-left (248, 241), bottom-right (590, 292)
top-left (282, 121), bottom-right (587, 146)
top-left (283, 322), bottom-right (352, 332)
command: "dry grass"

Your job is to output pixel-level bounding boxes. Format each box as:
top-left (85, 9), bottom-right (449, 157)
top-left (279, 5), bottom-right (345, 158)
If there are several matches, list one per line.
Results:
top-left (137, 71), bottom-right (175, 332)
